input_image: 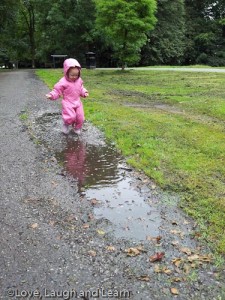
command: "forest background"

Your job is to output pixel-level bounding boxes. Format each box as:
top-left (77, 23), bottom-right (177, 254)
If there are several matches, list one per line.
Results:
top-left (1, 0), bottom-right (225, 69)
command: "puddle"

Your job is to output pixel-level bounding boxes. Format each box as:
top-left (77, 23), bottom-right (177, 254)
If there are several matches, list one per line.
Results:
top-left (55, 139), bottom-right (124, 189)
top-left (55, 137), bottom-right (161, 240)
top-left (85, 178), bottom-right (160, 240)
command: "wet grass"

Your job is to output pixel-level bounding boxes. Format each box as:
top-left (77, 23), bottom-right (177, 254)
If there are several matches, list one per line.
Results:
top-left (36, 68), bottom-right (225, 254)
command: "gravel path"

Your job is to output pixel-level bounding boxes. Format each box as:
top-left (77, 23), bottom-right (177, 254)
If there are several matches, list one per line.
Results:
top-left (0, 70), bottom-right (224, 300)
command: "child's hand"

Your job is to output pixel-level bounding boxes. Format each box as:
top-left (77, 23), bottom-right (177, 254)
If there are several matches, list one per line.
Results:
top-left (46, 94), bottom-right (52, 99)
top-left (84, 92), bottom-right (89, 97)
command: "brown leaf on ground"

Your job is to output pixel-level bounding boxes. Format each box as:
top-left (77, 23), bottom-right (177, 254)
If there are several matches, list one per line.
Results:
top-left (171, 288), bottom-right (179, 295)
top-left (90, 198), bottom-right (100, 206)
top-left (67, 214), bottom-right (77, 222)
top-left (154, 264), bottom-right (161, 273)
top-left (187, 254), bottom-right (200, 262)
top-left (149, 252), bottom-right (165, 262)
top-left (83, 224), bottom-right (90, 229)
top-left (146, 235), bottom-right (162, 244)
top-left (125, 247), bottom-right (142, 257)
top-left (170, 229), bottom-right (184, 238)
top-left (180, 247), bottom-right (192, 255)
top-left (183, 263), bottom-right (191, 274)
top-left (171, 241), bottom-right (179, 247)
top-left (187, 254), bottom-right (212, 263)
top-left (171, 277), bottom-right (183, 282)
top-left (88, 213), bottom-right (94, 220)
top-left (49, 220), bottom-right (55, 226)
top-left (172, 220), bottom-right (178, 225)
top-left (137, 275), bottom-right (150, 281)
top-left (106, 246), bottom-right (116, 252)
top-left (31, 223), bottom-right (38, 229)
top-left (172, 257), bottom-right (183, 267)
top-left (154, 265), bottom-right (172, 275)
top-left (88, 250), bottom-right (97, 257)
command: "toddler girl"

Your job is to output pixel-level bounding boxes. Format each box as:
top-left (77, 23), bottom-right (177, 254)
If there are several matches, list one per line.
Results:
top-left (46, 58), bottom-right (89, 135)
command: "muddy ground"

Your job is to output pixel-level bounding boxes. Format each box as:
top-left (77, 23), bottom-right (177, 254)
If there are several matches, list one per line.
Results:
top-left (0, 70), bottom-right (224, 300)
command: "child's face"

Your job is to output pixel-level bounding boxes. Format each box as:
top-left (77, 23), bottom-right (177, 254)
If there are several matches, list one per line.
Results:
top-left (68, 67), bottom-right (80, 81)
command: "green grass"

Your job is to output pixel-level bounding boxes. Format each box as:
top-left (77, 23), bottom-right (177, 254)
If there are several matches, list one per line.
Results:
top-left (36, 68), bottom-right (225, 254)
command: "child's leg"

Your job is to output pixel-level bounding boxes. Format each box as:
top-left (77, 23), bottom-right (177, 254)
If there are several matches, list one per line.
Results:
top-left (74, 103), bottom-right (85, 129)
top-left (62, 102), bottom-right (76, 125)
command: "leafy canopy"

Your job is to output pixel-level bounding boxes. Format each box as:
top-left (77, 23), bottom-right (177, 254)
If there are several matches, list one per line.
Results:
top-left (94, 0), bottom-right (157, 68)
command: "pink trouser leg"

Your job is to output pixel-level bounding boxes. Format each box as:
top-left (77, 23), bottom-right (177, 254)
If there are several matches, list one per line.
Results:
top-left (62, 102), bottom-right (84, 128)
top-left (62, 103), bottom-right (76, 125)
top-left (74, 103), bottom-right (85, 129)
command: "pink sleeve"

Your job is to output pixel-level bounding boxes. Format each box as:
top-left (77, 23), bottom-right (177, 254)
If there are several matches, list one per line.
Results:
top-left (80, 79), bottom-right (88, 97)
top-left (49, 79), bottom-right (65, 100)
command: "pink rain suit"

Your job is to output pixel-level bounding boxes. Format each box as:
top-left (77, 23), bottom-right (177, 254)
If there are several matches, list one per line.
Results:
top-left (48, 58), bottom-right (88, 129)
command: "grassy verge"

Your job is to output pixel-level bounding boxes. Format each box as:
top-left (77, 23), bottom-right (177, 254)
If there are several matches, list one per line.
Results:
top-left (36, 68), bottom-right (225, 254)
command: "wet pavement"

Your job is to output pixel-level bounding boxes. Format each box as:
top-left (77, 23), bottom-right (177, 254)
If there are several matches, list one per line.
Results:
top-left (0, 70), bottom-right (225, 300)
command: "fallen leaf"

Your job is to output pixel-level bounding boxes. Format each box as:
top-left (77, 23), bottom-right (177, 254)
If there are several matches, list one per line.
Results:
top-left (154, 265), bottom-right (161, 273)
top-left (67, 214), bottom-right (76, 222)
top-left (171, 241), bottom-right (179, 247)
top-left (180, 247), bottom-right (192, 255)
top-left (154, 265), bottom-right (172, 275)
top-left (149, 252), bottom-right (165, 262)
top-left (88, 213), bottom-right (94, 220)
top-left (146, 235), bottom-right (162, 244)
top-left (172, 220), bottom-right (178, 225)
top-left (172, 258), bottom-right (183, 267)
top-left (90, 198), bottom-right (100, 206)
top-left (49, 220), bottom-right (55, 226)
top-left (106, 246), bottom-right (116, 252)
top-left (88, 250), bottom-right (97, 257)
top-left (83, 224), bottom-right (90, 229)
top-left (163, 268), bottom-right (172, 275)
top-left (187, 254), bottom-right (199, 262)
top-left (125, 247), bottom-right (141, 257)
top-left (170, 229), bottom-right (184, 238)
top-left (183, 263), bottom-right (191, 274)
top-left (136, 245), bottom-right (146, 252)
top-left (96, 229), bottom-right (105, 235)
top-left (171, 288), bottom-right (179, 295)
top-left (171, 277), bottom-right (183, 282)
top-left (137, 275), bottom-right (150, 281)
top-left (199, 255), bottom-right (212, 263)
top-left (31, 223), bottom-right (38, 229)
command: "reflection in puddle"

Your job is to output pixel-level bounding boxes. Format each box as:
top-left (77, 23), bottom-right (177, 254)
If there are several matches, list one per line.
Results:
top-left (56, 138), bottom-right (160, 240)
top-left (55, 139), bottom-right (124, 189)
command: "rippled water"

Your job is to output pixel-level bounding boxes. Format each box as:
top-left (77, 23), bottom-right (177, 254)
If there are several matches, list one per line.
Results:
top-left (55, 139), bottom-right (124, 189)
top-left (55, 138), bottom-right (161, 240)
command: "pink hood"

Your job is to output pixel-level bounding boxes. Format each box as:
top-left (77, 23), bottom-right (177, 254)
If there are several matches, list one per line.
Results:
top-left (63, 58), bottom-right (81, 79)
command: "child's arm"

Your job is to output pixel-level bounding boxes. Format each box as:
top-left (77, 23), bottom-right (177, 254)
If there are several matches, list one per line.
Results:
top-left (80, 81), bottom-right (89, 98)
top-left (46, 79), bottom-right (65, 100)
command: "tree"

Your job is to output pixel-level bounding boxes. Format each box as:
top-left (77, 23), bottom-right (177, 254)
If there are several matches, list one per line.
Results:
top-left (36, 0), bottom-right (96, 65)
top-left (0, 0), bottom-right (19, 66)
top-left (19, 0), bottom-right (36, 68)
top-left (184, 0), bottom-right (225, 66)
top-left (94, 0), bottom-right (157, 69)
top-left (141, 0), bottom-right (186, 65)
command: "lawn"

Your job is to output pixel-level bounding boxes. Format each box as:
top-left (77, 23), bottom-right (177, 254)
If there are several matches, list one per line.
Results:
top-left (36, 68), bottom-right (225, 254)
